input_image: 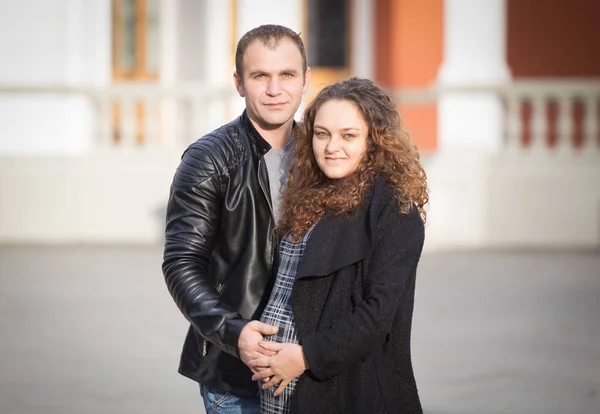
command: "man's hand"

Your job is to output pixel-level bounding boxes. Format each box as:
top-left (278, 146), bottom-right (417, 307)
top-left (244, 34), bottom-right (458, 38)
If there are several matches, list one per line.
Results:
top-left (238, 321), bottom-right (278, 373)
top-left (248, 342), bottom-right (309, 396)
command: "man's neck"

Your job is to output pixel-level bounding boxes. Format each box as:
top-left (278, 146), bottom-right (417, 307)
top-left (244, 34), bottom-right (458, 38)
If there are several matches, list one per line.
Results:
top-left (251, 119), bottom-right (293, 150)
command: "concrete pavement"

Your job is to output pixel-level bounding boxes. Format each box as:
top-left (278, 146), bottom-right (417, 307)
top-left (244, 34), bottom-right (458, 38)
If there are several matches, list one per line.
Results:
top-left (0, 246), bottom-right (598, 414)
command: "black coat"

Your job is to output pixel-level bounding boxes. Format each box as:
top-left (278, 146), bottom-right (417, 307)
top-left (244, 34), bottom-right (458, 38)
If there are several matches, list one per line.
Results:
top-left (290, 176), bottom-right (424, 413)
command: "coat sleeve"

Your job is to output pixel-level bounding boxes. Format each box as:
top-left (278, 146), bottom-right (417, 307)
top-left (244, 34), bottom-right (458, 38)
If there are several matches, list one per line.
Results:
top-left (162, 141), bottom-right (249, 357)
top-left (301, 196), bottom-right (425, 381)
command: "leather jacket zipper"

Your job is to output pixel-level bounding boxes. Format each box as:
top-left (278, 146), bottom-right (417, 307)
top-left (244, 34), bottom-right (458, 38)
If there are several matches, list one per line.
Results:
top-left (257, 157), bottom-right (274, 219)
top-left (202, 280), bottom-right (225, 357)
top-left (257, 157), bottom-right (276, 279)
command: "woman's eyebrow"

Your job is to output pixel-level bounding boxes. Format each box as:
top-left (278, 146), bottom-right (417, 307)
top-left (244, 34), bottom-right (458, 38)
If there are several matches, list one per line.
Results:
top-left (313, 125), bottom-right (360, 131)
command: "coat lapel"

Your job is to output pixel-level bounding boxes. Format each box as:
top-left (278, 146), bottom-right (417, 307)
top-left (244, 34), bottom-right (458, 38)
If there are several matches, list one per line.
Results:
top-left (296, 194), bottom-right (372, 279)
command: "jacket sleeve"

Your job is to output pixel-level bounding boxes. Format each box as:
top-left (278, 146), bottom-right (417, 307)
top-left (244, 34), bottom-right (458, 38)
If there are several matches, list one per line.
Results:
top-left (301, 196), bottom-right (425, 381)
top-left (162, 142), bottom-right (249, 357)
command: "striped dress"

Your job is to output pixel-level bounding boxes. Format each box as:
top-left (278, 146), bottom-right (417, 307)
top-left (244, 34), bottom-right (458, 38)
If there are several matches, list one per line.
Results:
top-left (259, 225), bottom-right (317, 414)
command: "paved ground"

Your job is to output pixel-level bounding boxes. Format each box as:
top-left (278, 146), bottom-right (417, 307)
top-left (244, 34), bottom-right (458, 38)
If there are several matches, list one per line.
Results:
top-left (0, 246), bottom-right (598, 414)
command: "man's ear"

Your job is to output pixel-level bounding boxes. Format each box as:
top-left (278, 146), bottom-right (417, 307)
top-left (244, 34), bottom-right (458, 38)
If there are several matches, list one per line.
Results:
top-left (233, 72), bottom-right (245, 97)
top-left (302, 67), bottom-right (311, 94)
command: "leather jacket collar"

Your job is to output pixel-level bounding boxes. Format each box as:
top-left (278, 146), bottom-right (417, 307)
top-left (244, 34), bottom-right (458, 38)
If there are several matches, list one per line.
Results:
top-left (241, 110), bottom-right (272, 155)
top-left (241, 110), bottom-right (298, 155)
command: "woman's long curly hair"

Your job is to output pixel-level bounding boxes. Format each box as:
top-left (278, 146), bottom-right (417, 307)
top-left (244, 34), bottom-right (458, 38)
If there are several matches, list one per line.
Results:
top-left (279, 77), bottom-right (428, 241)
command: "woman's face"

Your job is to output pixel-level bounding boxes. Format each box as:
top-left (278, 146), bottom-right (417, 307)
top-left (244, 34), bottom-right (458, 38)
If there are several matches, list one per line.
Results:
top-left (312, 99), bottom-right (369, 179)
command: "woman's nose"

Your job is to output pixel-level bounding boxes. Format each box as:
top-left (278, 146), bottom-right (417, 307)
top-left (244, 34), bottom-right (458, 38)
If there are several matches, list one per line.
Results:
top-left (325, 136), bottom-right (341, 153)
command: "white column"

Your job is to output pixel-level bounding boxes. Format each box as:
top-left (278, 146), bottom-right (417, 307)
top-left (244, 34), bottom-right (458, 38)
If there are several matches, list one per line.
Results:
top-left (351, 0), bottom-right (374, 80)
top-left (425, 0), bottom-right (512, 249)
top-left (201, 0), bottom-right (234, 133)
top-left (64, 0), bottom-right (111, 154)
top-left (159, 0), bottom-right (179, 146)
top-left (0, 0), bottom-right (111, 156)
top-left (160, 0), bottom-right (179, 85)
top-left (236, 0), bottom-right (303, 36)
top-left (437, 0), bottom-right (511, 152)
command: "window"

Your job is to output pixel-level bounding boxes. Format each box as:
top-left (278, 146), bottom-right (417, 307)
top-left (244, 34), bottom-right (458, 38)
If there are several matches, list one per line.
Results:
top-left (303, 0), bottom-right (352, 98)
top-left (112, 0), bottom-right (160, 80)
top-left (307, 0), bottom-right (349, 68)
top-left (111, 0), bottom-right (161, 145)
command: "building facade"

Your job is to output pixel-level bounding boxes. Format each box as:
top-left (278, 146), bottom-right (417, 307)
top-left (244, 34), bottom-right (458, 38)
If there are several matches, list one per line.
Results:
top-left (1, 0), bottom-right (599, 249)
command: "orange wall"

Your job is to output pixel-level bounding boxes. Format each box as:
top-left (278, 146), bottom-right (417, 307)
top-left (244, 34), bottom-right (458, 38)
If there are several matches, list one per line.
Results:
top-left (374, 0), bottom-right (443, 152)
top-left (508, 0), bottom-right (600, 77)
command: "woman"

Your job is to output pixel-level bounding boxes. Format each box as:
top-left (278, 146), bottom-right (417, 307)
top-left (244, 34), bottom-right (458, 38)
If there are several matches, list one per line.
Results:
top-left (253, 77), bottom-right (428, 413)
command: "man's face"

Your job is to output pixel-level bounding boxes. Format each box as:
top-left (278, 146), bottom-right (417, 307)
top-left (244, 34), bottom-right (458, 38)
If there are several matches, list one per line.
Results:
top-left (234, 38), bottom-right (310, 131)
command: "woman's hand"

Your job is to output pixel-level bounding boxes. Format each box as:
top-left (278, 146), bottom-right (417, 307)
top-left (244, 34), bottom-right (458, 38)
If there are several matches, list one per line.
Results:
top-left (248, 342), bottom-right (309, 397)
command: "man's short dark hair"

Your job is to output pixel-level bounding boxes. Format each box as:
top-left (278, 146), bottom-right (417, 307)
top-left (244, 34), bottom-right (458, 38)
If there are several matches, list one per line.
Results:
top-left (235, 24), bottom-right (307, 78)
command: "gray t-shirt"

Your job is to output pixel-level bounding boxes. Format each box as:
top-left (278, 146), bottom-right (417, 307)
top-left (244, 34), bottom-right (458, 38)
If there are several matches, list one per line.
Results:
top-left (263, 140), bottom-right (293, 224)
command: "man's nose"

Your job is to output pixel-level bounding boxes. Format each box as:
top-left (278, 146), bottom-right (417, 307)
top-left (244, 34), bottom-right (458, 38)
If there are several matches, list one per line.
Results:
top-left (266, 78), bottom-right (282, 96)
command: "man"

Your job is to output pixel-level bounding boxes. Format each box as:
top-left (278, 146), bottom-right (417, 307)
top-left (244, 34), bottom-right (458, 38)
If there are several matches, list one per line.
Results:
top-left (162, 24), bottom-right (310, 413)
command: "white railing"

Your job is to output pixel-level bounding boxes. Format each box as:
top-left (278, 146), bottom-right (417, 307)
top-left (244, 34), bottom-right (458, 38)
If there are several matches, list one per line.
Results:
top-left (2, 79), bottom-right (599, 154)
top-left (394, 79), bottom-right (600, 154)
top-left (91, 82), bottom-right (238, 148)
top-left (503, 80), bottom-right (600, 153)
top-left (0, 82), bottom-right (237, 149)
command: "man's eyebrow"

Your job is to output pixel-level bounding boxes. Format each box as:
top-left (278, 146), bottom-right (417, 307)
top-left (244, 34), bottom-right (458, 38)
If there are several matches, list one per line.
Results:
top-left (247, 69), bottom-right (300, 77)
top-left (247, 70), bottom-right (266, 77)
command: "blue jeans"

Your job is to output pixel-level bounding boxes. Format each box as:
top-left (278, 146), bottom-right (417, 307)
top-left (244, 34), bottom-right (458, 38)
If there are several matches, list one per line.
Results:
top-left (200, 384), bottom-right (260, 414)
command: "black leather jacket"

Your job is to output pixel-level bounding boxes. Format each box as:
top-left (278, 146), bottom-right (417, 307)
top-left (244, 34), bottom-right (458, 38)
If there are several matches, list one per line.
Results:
top-left (162, 111), bottom-right (279, 396)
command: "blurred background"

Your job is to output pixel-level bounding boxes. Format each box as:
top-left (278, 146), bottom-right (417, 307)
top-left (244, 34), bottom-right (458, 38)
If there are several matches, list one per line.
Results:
top-left (0, 0), bottom-right (598, 413)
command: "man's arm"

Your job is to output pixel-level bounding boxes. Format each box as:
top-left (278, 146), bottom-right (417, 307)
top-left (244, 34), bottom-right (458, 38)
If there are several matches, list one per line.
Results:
top-left (162, 143), bottom-right (246, 356)
top-left (162, 142), bottom-right (277, 360)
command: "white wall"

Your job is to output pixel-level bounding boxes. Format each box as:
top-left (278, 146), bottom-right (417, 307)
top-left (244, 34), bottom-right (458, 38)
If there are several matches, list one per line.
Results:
top-left (0, 150), bottom-right (181, 244)
top-left (1, 150), bottom-right (598, 249)
top-left (0, 0), bottom-right (111, 156)
top-left (485, 155), bottom-right (600, 248)
top-left (423, 153), bottom-right (600, 250)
